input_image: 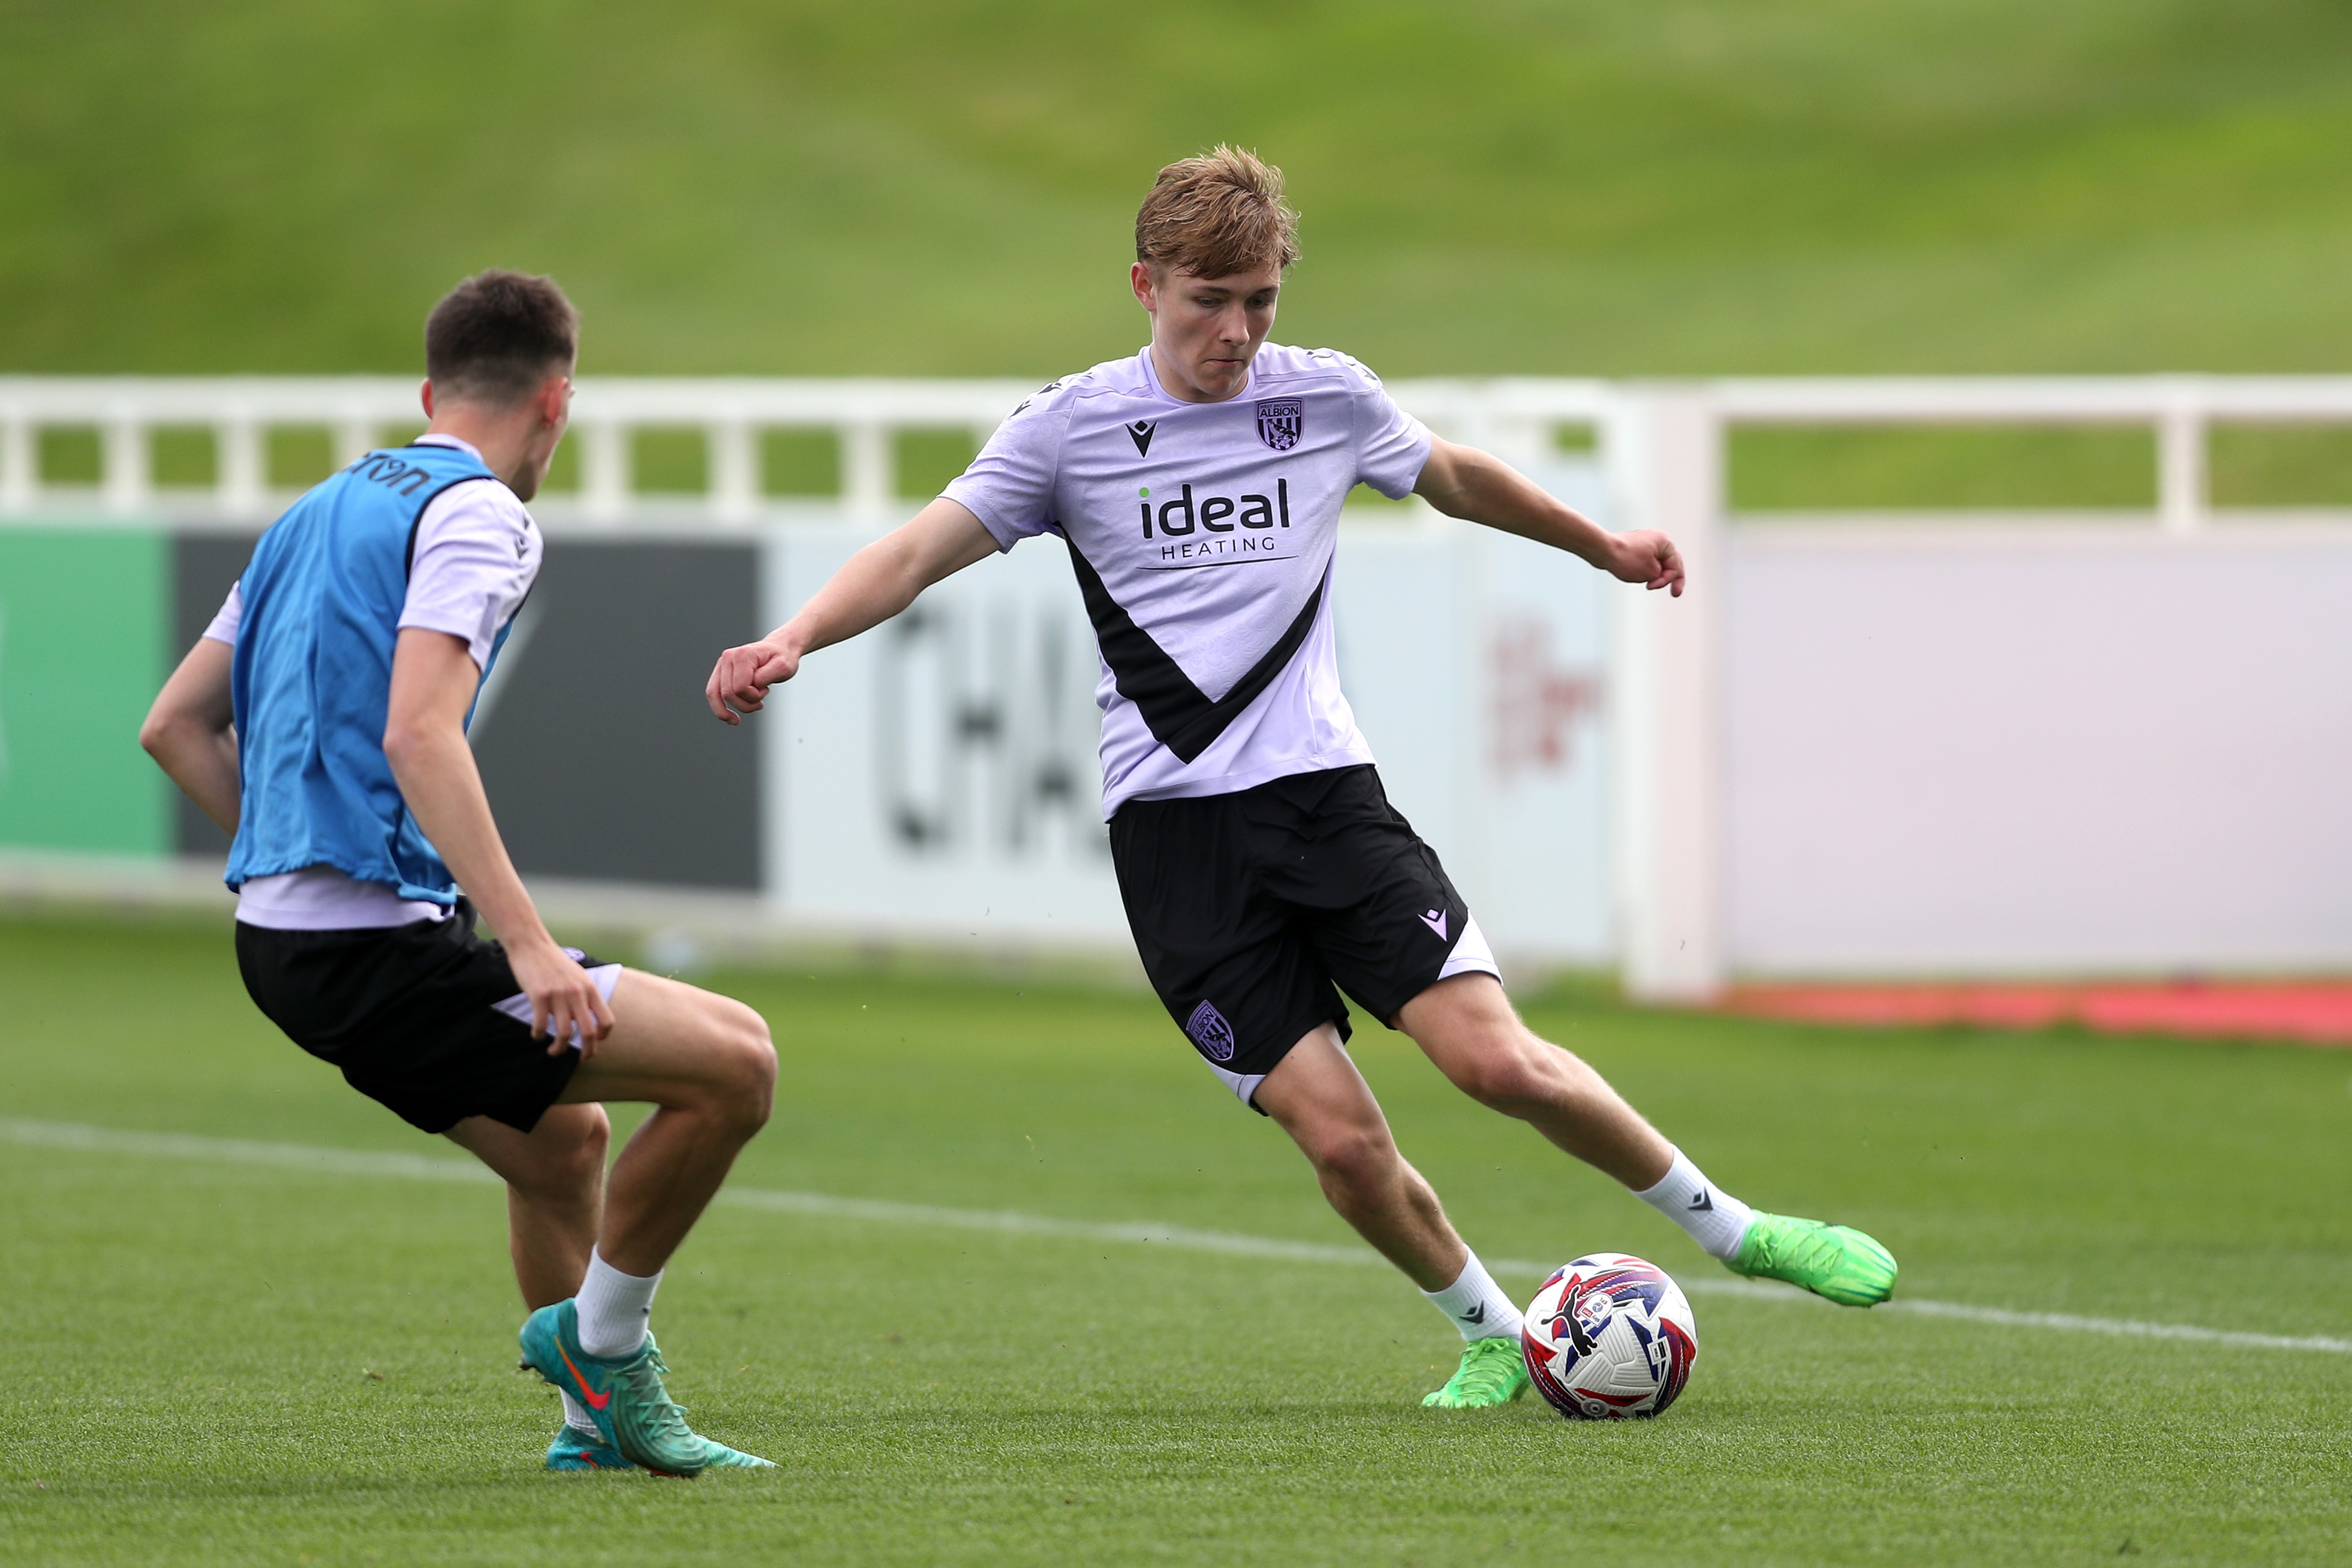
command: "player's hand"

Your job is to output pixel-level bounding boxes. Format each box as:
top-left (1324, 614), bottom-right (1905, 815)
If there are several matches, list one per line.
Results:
top-left (507, 935), bottom-right (615, 1058)
top-left (706, 637), bottom-right (800, 725)
top-left (1608, 530), bottom-right (1686, 597)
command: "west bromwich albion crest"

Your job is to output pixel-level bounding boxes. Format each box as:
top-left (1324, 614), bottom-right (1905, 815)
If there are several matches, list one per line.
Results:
top-left (1255, 398), bottom-right (1303, 452)
top-left (1185, 1000), bottom-right (1238, 1063)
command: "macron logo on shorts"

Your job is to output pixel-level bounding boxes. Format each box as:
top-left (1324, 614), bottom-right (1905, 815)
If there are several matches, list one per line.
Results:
top-left (1418, 908), bottom-right (1449, 941)
top-left (1185, 1000), bottom-right (1238, 1063)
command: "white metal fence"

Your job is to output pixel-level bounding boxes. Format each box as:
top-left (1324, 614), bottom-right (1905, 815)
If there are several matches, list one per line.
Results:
top-left (6, 374), bottom-right (2351, 994)
top-left (12, 373), bottom-right (2350, 528)
top-left (0, 375), bottom-right (1612, 523)
top-left (1601, 377), bottom-right (2352, 997)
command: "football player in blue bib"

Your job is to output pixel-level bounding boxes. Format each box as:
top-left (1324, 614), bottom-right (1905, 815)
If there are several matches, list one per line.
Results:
top-left (146, 271), bottom-right (778, 1472)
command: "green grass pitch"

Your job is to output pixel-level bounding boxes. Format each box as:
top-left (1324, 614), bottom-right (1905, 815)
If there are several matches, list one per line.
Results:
top-left (6, 911), bottom-right (2352, 1564)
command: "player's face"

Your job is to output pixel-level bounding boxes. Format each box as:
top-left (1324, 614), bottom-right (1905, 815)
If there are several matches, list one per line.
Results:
top-left (510, 368), bottom-right (575, 503)
top-left (1133, 261), bottom-right (1282, 404)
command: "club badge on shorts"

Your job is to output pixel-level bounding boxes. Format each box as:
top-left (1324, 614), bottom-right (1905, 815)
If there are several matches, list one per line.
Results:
top-left (1255, 398), bottom-right (1303, 452)
top-left (1185, 1000), bottom-right (1238, 1063)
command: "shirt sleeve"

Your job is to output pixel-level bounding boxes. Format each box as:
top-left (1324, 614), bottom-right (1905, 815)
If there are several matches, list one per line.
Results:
top-left (200, 582), bottom-right (243, 646)
top-left (941, 383), bottom-right (1075, 551)
top-left (1340, 352), bottom-right (1435, 499)
top-left (399, 479), bottom-right (540, 670)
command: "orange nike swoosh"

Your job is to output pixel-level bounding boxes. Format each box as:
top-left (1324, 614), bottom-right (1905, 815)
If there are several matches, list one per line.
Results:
top-left (555, 1339), bottom-right (611, 1410)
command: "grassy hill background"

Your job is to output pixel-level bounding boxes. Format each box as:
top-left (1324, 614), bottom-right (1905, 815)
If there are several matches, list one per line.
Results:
top-left (5, 0), bottom-right (2352, 380)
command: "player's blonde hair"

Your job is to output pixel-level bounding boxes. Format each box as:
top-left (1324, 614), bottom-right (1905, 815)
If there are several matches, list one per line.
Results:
top-left (1135, 145), bottom-right (1301, 280)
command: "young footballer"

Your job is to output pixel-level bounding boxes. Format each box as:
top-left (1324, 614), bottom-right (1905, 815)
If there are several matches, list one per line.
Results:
top-left (706, 151), bottom-right (1897, 1408)
top-left (143, 271), bottom-right (777, 1473)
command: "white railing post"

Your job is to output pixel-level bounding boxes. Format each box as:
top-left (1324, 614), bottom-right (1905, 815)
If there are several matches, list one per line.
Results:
top-left (1605, 387), bottom-right (1727, 1002)
top-left (2157, 386), bottom-right (2206, 535)
top-left (842, 421), bottom-right (890, 519)
top-left (709, 419), bottom-right (757, 523)
top-left (101, 413), bottom-right (149, 513)
top-left (334, 418), bottom-right (377, 467)
top-left (582, 421), bottom-right (629, 521)
top-left (218, 414), bottom-right (264, 514)
top-left (1, 412), bottom-right (34, 513)
top-left (1482, 413), bottom-right (1553, 471)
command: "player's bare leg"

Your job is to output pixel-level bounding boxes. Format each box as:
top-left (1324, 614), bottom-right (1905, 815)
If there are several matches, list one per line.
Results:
top-left (1255, 1027), bottom-right (1529, 1407)
top-left (1395, 974), bottom-right (1672, 1188)
top-left (515, 969), bottom-right (779, 1474)
top-left (1397, 972), bottom-right (1896, 1308)
top-left (449, 1103), bottom-right (632, 1470)
top-left (555, 971), bottom-right (775, 1273)
top-left (1255, 1026), bottom-right (1465, 1290)
top-left (446, 1102), bottom-right (610, 1309)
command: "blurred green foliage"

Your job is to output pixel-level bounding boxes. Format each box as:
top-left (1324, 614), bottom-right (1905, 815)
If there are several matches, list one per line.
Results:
top-left (263, 425), bottom-right (335, 490)
top-left (630, 426), bottom-right (709, 494)
top-left (34, 426), bottom-right (99, 484)
top-left (893, 428), bottom-right (980, 498)
top-left (149, 427), bottom-right (216, 488)
top-left (5, 1), bottom-right (2351, 378)
top-left (2210, 423), bottom-right (2352, 508)
top-left (763, 428), bottom-right (841, 496)
top-left (1731, 426), bottom-right (2158, 511)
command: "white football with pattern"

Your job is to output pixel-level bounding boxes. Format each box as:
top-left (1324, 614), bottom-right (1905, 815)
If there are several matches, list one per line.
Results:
top-left (1520, 1251), bottom-right (1700, 1420)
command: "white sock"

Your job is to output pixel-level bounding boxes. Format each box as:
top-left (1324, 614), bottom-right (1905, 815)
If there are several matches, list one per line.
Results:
top-left (560, 1391), bottom-right (598, 1434)
top-left (1634, 1147), bottom-right (1756, 1261)
top-left (1422, 1250), bottom-right (1524, 1343)
top-left (575, 1248), bottom-right (661, 1359)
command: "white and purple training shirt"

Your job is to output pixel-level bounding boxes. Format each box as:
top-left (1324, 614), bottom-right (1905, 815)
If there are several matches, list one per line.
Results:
top-left (943, 344), bottom-right (1433, 818)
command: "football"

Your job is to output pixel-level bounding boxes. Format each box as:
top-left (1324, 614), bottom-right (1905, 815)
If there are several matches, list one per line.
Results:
top-left (1520, 1253), bottom-right (1699, 1420)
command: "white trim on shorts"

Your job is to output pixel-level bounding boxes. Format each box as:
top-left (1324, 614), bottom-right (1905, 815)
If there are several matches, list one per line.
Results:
top-left (490, 952), bottom-right (625, 1052)
top-left (1437, 915), bottom-right (1502, 986)
top-left (1197, 920), bottom-right (1501, 1107)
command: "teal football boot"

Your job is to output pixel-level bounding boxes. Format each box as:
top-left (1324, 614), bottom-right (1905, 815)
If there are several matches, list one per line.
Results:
top-left (520, 1301), bottom-right (774, 1477)
top-left (546, 1423), bottom-right (635, 1472)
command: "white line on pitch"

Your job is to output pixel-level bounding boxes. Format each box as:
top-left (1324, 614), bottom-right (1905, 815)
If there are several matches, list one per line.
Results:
top-left (6, 1116), bottom-right (2344, 1357)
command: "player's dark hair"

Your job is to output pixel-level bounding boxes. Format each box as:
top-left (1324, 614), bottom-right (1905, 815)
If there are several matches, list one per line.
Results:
top-left (1136, 146), bottom-right (1301, 280)
top-left (424, 270), bottom-right (579, 405)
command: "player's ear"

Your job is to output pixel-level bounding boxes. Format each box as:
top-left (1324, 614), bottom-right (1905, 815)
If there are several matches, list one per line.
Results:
top-left (1130, 261), bottom-right (1158, 313)
top-left (419, 378), bottom-right (435, 420)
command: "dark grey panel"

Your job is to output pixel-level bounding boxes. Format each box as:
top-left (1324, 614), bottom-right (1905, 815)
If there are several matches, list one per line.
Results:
top-left (472, 541), bottom-right (763, 890)
top-left (172, 532), bottom-right (261, 859)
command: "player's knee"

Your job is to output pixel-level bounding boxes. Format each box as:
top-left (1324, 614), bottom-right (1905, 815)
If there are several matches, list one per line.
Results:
top-left (709, 1000), bottom-right (775, 1131)
top-left (1446, 1033), bottom-right (1557, 1112)
top-left (511, 1106), bottom-right (607, 1200)
top-left (555, 1107), bottom-right (610, 1190)
top-left (1304, 1121), bottom-right (1396, 1191)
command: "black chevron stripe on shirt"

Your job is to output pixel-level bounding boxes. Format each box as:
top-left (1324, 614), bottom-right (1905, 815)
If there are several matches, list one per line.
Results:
top-left (1063, 543), bottom-right (1325, 766)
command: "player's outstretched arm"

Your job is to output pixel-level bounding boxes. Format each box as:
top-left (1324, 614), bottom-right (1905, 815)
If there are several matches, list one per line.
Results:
top-left (384, 627), bottom-right (612, 1054)
top-left (705, 496), bottom-right (998, 723)
top-left (1412, 437), bottom-right (1685, 597)
top-left (140, 637), bottom-right (241, 832)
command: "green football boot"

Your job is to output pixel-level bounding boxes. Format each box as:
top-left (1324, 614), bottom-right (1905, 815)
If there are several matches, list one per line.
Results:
top-left (1727, 1213), bottom-right (1897, 1307)
top-left (546, 1423), bottom-right (636, 1473)
top-left (609, 1336), bottom-right (775, 1474)
top-left (693, 1436), bottom-right (777, 1471)
top-left (519, 1302), bottom-right (774, 1477)
top-left (1422, 1336), bottom-right (1531, 1409)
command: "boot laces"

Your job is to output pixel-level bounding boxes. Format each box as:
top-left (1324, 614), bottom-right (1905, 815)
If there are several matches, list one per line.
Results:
top-left (616, 1346), bottom-right (696, 1441)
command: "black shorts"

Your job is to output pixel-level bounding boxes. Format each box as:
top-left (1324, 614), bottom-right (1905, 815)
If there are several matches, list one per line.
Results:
top-left (235, 902), bottom-right (606, 1135)
top-left (1108, 765), bottom-right (1499, 1109)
